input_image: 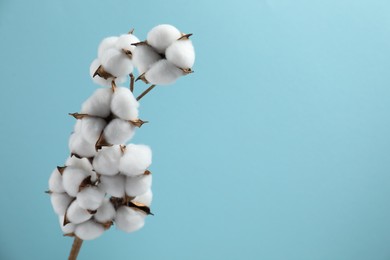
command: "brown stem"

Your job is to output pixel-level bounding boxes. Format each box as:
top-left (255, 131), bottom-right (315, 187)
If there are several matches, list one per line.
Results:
top-left (130, 73), bottom-right (135, 92)
top-left (68, 237), bottom-right (83, 260)
top-left (136, 85), bottom-right (156, 101)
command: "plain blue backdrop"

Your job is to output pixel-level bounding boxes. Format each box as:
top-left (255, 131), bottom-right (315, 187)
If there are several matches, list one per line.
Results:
top-left (1, 0), bottom-right (390, 259)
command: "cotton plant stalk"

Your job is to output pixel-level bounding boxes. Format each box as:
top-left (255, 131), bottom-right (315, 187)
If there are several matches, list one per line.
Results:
top-left (46, 24), bottom-right (195, 260)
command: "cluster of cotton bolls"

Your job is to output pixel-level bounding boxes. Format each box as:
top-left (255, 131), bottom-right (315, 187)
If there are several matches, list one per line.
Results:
top-left (48, 24), bottom-right (195, 242)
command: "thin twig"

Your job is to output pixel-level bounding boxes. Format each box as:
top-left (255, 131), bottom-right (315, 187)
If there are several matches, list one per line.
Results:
top-left (130, 73), bottom-right (135, 92)
top-left (136, 85), bottom-right (156, 101)
top-left (68, 237), bottom-right (83, 260)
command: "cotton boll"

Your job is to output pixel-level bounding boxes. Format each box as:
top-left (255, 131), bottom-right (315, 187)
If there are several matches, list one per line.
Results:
top-left (49, 168), bottom-right (65, 193)
top-left (166, 39), bottom-right (195, 69)
top-left (93, 145), bottom-right (122, 176)
top-left (74, 119), bottom-right (82, 133)
top-left (65, 156), bottom-right (97, 182)
top-left (90, 59), bottom-right (126, 87)
top-left (125, 174), bottom-right (152, 197)
top-left (145, 59), bottom-right (183, 85)
top-left (98, 36), bottom-right (118, 59)
top-left (80, 117), bottom-right (107, 144)
top-left (103, 119), bottom-right (135, 145)
top-left (134, 189), bottom-right (153, 207)
top-left (75, 220), bottom-right (105, 240)
top-left (51, 193), bottom-right (72, 215)
top-left (132, 45), bottom-right (161, 74)
top-left (77, 186), bottom-right (105, 210)
top-left (66, 200), bottom-right (92, 224)
top-left (119, 144), bottom-right (152, 177)
top-left (68, 132), bottom-right (97, 158)
top-left (62, 167), bottom-right (89, 197)
top-left (115, 206), bottom-right (146, 233)
top-left (147, 24), bottom-right (182, 53)
top-left (110, 87), bottom-right (139, 121)
top-left (81, 88), bottom-right (113, 118)
top-left (101, 48), bottom-right (134, 77)
top-left (94, 199), bottom-right (116, 223)
top-left (59, 215), bottom-right (75, 234)
top-left (100, 175), bottom-right (126, 198)
top-left (115, 34), bottom-right (140, 53)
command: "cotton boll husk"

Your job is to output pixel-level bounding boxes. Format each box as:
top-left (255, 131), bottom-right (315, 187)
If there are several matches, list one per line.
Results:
top-left (98, 36), bottom-right (118, 59)
top-left (100, 175), bottom-right (126, 198)
top-left (77, 186), bottom-right (105, 210)
top-left (51, 193), bottom-right (72, 215)
top-left (81, 88), bottom-right (113, 118)
top-left (119, 144), bottom-right (152, 177)
top-left (101, 48), bottom-right (134, 77)
top-left (132, 45), bottom-right (161, 74)
top-left (68, 132), bottom-right (97, 158)
top-left (94, 199), bottom-right (116, 223)
top-left (62, 166), bottom-right (89, 197)
top-left (103, 119), bottom-right (135, 145)
top-left (66, 200), bottom-right (92, 224)
top-left (115, 206), bottom-right (146, 233)
top-left (49, 168), bottom-right (65, 193)
top-left (80, 117), bottom-right (107, 144)
top-left (134, 189), bottom-right (153, 207)
top-left (147, 24), bottom-right (182, 53)
top-left (115, 34), bottom-right (140, 53)
top-left (65, 156), bottom-right (97, 182)
top-left (89, 59), bottom-right (126, 87)
top-left (59, 215), bottom-right (75, 234)
top-left (110, 87), bottom-right (139, 120)
top-left (75, 220), bottom-right (105, 240)
top-left (125, 174), bottom-right (152, 197)
top-left (145, 59), bottom-right (183, 85)
top-left (93, 145), bottom-right (122, 176)
top-left (166, 39), bottom-right (195, 69)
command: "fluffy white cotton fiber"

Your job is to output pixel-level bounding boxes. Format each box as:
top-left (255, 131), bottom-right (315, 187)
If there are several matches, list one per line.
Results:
top-left (119, 144), bottom-right (152, 176)
top-left (100, 175), bottom-right (126, 198)
top-left (166, 39), bottom-right (195, 69)
top-left (81, 88), bottom-right (112, 118)
top-left (125, 174), bottom-right (152, 197)
top-left (93, 145), bottom-right (122, 176)
top-left (66, 200), bottom-right (92, 224)
top-left (68, 133), bottom-right (97, 159)
top-left (51, 192), bottom-right (72, 215)
top-left (147, 24), bottom-right (181, 53)
top-left (94, 199), bottom-right (116, 223)
top-left (134, 189), bottom-right (153, 207)
top-left (89, 59), bottom-right (126, 87)
top-left (110, 87), bottom-right (139, 120)
top-left (145, 59), bottom-right (183, 85)
top-left (49, 168), bottom-right (64, 193)
top-left (77, 186), bottom-right (105, 211)
top-left (80, 117), bottom-right (107, 144)
top-left (115, 34), bottom-right (139, 53)
top-left (75, 220), bottom-right (105, 240)
top-left (62, 167), bottom-right (89, 197)
top-left (115, 206), bottom-right (146, 233)
top-left (65, 156), bottom-right (97, 182)
top-left (59, 215), bottom-right (75, 234)
top-left (101, 48), bottom-right (134, 77)
top-left (132, 45), bottom-right (161, 74)
top-left (98, 36), bottom-right (118, 59)
top-left (104, 119), bottom-right (135, 145)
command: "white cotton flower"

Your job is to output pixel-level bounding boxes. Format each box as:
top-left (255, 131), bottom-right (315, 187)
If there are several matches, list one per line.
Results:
top-left (145, 59), bottom-right (183, 85)
top-left (77, 186), bottom-right (105, 211)
top-left (98, 36), bottom-right (119, 59)
top-left (65, 156), bottom-right (97, 182)
top-left (125, 174), bottom-right (152, 197)
top-left (110, 87), bottom-right (139, 121)
top-left (134, 189), bottom-right (153, 207)
top-left (166, 39), bottom-right (195, 69)
top-left (119, 144), bottom-right (152, 177)
top-left (101, 48), bottom-right (134, 77)
top-left (49, 168), bottom-right (64, 193)
top-left (68, 132), bottom-right (97, 158)
top-left (80, 117), bottom-right (107, 144)
top-left (132, 44), bottom-right (161, 74)
top-left (75, 220), bottom-right (105, 240)
top-left (59, 215), bottom-right (75, 234)
top-left (115, 206), bottom-right (146, 233)
top-left (89, 59), bottom-right (126, 87)
top-left (147, 24), bottom-right (182, 53)
top-left (81, 88), bottom-right (113, 118)
top-left (103, 119), bottom-right (135, 145)
top-left (51, 192), bottom-right (72, 215)
top-left (100, 175), bottom-right (126, 198)
top-left (93, 145), bottom-right (122, 176)
top-left (62, 167), bottom-right (89, 197)
top-left (115, 34), bottom-right (140, 53)
top-left (66, 200), bottom-right (92, 224)
top-left (94, 199), bottom-right (116, 223)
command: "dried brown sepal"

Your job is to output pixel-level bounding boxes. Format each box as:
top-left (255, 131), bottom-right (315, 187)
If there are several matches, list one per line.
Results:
top-left (78, 176), bottom-right (92, 191)
top-left (111, 80), bottom-right (117, 92)
top-left (57, 166), bottom-right (67, 174)
top-left (101, 221), bottom-right (113, 230)
top-left (87, 209), bottom-right (97, 214)
top-left (135, 73), bottom-right (149, 84)
top-left (144, 170), bottom-right (152, 175)
top-left (93, 65), bottom-right (114, 80)
top-left (129, 119), bottom-right (148, 128)
top-left (180, 68), bottom-right (194, 74)
top-left (122, 49), bottom-right (133, 59)
top-left (45, 190), bottom-right (52, 194)
top-left (95, 131), bottom-right (112, 151)
top-left (128, 28), bottom-right (135, 34)
top-left (178, 33), bottom-right (193, 40)
top-left (63, 213), bottom-right (71, 226)
top-left (131, 41), bottom-right (147, 46)
top-left (127, 201), bottom-right (154, 216)
top-left (120, 145), bottom-right (126, 154)
top-left (63, 232), bottom-right (75, 237)
top-left (69, 113), bottom-right (90, 120)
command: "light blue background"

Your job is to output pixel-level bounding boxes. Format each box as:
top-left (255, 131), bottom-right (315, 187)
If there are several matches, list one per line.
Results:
top-left (1, 0), bottom-right (390, 259)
